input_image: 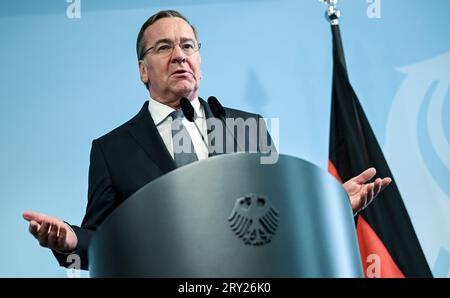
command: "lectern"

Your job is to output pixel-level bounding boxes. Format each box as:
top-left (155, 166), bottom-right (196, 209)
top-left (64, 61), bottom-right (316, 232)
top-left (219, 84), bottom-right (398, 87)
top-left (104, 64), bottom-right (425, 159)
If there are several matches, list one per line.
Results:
top-left (89, 153), bottom-right (363, 277)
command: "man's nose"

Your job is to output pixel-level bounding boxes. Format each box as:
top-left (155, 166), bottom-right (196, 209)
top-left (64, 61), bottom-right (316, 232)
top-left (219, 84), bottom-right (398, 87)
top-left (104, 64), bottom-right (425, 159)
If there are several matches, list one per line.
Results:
top-left (171, 44), bottom-right (186, 63)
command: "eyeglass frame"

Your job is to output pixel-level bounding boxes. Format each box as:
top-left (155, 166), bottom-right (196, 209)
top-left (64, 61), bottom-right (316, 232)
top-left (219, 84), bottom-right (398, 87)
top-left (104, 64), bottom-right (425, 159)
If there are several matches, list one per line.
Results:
top-left (139, 38), bottom-right (202, 60)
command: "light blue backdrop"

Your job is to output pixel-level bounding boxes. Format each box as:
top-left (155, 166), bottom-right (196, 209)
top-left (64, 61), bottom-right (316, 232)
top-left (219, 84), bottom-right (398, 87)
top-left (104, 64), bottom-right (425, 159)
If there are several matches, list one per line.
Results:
top-left (0, 0), bottom-right (448, 277)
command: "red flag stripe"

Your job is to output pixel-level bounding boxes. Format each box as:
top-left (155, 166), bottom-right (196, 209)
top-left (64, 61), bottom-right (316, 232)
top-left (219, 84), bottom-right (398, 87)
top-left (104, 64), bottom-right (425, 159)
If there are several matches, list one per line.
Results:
top-left (327, 160), bottom-right (343, 183)
top-left (356, 216), bottom-right (405, 278)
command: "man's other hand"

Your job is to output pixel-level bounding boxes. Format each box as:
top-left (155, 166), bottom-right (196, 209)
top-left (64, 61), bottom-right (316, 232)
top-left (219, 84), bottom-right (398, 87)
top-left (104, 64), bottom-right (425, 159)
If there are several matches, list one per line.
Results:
top-left (343, 167), bottom-right (392, 215)
top-left (23, 211), bottom-right (78, 252)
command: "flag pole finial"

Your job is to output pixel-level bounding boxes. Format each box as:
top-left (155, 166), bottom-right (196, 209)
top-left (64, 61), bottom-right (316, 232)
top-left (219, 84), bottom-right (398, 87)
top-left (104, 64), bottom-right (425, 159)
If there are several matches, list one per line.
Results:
top-left (320, 0), bottom-right (341, 25)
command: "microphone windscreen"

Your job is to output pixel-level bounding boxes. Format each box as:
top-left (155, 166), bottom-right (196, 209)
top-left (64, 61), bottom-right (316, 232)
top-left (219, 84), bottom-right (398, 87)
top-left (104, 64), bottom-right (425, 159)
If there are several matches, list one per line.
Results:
top-left (180, 98), bottom-right (195, 122)
top-left (208, 96), bottom-right (226, 119)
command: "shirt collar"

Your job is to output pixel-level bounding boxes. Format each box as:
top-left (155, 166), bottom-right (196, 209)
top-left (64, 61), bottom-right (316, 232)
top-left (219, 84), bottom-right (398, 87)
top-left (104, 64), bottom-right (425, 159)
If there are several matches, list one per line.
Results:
top-left (148, 96), bottom-right (204, 126)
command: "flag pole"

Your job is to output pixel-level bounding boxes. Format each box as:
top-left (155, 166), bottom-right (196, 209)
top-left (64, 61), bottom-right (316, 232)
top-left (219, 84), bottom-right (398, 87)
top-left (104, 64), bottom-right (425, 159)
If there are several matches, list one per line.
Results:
top-left (321, 0), bottom-right (347, 71)
top-left (321, 0), bottom-right (340, 25)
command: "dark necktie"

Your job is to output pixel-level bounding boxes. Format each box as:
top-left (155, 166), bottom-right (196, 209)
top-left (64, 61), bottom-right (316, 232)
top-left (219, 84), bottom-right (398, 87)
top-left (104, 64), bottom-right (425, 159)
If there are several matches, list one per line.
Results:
top-left (170, 110), bottom-right (198, 167)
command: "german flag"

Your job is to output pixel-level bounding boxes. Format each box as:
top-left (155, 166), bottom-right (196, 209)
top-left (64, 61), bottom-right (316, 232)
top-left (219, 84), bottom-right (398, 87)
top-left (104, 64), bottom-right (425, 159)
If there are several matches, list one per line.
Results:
top-left (327, 22), bottom-right (432, 277)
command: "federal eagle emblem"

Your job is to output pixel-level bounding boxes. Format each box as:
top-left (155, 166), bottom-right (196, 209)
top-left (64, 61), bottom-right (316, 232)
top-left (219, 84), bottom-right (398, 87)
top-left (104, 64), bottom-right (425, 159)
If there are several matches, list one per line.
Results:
top-left (228, 194), bottom-right (279, 246)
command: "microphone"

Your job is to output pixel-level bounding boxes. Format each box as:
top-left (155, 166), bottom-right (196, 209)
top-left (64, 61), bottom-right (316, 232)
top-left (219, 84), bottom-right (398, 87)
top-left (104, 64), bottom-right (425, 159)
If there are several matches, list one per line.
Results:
top-left (180, 97), bottom-right (209, 150)
top-left (207, 96), bottom-right (226, 120)
top-left (180, 97), bottom-right (195, 121)
top-left (207, 96), bottom-right (242, 151)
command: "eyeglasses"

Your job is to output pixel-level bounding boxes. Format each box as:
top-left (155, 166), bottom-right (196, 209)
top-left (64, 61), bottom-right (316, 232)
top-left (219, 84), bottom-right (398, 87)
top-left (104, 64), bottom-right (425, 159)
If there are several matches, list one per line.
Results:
top-left (140, 40), bottom-right (201, 60)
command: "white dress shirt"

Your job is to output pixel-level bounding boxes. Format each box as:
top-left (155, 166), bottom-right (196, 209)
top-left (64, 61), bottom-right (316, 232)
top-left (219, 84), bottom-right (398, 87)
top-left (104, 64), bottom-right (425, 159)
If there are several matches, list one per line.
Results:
top-left (148, 97), bottom-right (209, 161)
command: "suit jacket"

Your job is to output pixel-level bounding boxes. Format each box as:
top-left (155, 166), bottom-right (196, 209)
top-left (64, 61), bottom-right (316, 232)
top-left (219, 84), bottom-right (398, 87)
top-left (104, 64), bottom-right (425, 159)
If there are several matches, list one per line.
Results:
top-left (53, 98), bottom-right (274, 270)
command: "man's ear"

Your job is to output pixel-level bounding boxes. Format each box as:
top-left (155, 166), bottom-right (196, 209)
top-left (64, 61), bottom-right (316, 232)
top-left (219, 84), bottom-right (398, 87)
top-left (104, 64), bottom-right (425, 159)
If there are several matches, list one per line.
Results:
top-left (198, 55), bottom-right (202, 80)
top-left (138, 60), bottom-right (149, 85)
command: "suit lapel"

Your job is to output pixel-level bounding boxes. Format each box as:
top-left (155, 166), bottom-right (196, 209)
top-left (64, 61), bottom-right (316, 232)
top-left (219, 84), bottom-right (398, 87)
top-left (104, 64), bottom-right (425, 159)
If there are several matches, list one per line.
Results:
top-left (127, 101), bottom-right (176, 174)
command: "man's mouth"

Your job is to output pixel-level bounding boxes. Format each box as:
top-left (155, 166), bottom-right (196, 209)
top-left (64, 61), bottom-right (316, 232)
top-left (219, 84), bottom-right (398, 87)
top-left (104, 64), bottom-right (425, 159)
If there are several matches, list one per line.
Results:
top-left (171, 69), bottom-right (192, 77)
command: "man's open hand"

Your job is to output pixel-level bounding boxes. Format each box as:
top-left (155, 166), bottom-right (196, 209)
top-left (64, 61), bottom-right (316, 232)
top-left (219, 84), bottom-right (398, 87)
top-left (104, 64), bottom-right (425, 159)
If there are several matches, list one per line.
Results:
top-left (343, 167), bottom-right (392, 215)
top-left (23, 211), bottom-right (78, 252)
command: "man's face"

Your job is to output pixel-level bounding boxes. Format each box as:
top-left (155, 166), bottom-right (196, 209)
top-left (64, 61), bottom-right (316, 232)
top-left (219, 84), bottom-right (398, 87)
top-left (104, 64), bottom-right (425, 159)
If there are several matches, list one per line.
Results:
top-left (139, 17), bottom-right (202, 107)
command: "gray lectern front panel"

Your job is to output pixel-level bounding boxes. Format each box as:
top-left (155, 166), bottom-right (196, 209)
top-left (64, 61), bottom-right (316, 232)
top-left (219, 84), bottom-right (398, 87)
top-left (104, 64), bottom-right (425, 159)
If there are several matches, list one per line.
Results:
top-left (89, 153), bottom-right (363, 277)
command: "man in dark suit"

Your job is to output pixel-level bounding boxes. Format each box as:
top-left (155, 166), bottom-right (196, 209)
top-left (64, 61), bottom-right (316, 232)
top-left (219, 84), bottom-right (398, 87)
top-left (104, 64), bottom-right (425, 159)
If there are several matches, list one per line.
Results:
top-left (23, 10), bottom-right (391, 271)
